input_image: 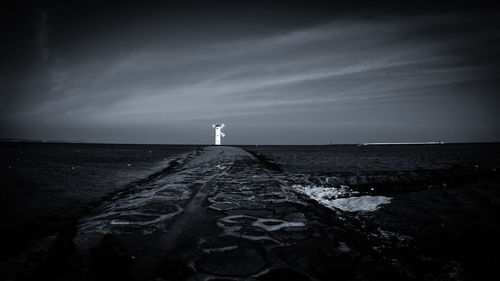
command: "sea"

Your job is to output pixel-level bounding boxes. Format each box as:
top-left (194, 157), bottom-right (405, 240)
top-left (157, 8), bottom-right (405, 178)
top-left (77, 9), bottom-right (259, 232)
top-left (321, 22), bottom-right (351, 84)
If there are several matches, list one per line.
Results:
top-left (0, 142), bottom-right (201, 259)
top-left (1, 142), bottom-right (499, 280)
top-left (241, 143), bottom-right (500, 281)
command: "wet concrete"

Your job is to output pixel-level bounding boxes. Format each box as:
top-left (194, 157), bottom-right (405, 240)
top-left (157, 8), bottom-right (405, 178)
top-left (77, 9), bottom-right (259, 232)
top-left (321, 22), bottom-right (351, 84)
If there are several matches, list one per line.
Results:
top-left (64, 146), bottom-right (371, 280)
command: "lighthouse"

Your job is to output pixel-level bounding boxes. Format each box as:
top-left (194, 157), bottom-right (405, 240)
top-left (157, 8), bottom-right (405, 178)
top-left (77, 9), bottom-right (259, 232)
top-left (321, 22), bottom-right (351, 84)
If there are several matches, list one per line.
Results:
top-left (212, 124), bottom-right (225, 145)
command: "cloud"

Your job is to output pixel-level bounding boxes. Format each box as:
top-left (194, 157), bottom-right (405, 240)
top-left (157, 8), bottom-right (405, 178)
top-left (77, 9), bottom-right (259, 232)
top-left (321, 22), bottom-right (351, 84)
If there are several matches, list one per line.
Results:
top-left (37, 9), bottom-right (49, 61)
top-left (2, 10), bottom-right (500, 143)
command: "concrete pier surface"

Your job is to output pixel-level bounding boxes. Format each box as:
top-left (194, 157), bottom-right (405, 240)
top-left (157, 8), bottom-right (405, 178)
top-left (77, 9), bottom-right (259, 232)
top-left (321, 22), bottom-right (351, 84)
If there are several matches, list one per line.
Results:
top-left (65, 146), bottom-right (370, 281)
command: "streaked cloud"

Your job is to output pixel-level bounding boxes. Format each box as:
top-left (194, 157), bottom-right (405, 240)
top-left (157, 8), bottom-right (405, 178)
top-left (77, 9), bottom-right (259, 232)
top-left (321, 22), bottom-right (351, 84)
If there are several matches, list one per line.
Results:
top-left (1, 7), bottom-right (500, 144)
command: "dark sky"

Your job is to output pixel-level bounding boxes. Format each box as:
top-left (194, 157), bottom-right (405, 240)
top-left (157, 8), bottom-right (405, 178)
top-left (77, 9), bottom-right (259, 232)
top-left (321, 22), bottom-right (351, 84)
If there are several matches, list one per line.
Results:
top-left (1, 1), bottom-right (500, 144)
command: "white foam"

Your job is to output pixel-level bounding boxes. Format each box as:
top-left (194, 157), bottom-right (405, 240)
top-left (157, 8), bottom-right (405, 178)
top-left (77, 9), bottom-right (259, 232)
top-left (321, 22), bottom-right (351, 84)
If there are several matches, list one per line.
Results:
top-left (329, 196), bottom-right (391, 212)
top-left (292, 184), bottom-right (356, 200)
top-left (337, 242), bottom-right (351, 253)
top-left (369, 227), bottom-right (413, 245)
top-left (292, 185), bottom-right (391, 212)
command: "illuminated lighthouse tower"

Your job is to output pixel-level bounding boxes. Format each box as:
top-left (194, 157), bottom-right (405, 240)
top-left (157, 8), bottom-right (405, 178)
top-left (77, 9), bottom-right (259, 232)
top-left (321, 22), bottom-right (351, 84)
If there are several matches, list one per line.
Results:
top-left (212, 124), bottom-right (225, 145)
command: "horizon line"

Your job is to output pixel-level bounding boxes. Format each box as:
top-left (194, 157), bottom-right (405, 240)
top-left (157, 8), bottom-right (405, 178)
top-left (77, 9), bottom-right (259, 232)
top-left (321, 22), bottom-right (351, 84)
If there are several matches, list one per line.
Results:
top-left (1, 138), bottom-right (500, 146)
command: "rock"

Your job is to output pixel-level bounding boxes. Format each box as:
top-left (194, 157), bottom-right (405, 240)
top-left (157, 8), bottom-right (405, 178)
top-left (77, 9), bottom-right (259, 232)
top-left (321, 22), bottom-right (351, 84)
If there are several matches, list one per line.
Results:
top-left (156, 256), bottom-right (194, 281)
top-left (258, 268), bottom-right (310, 281)
top-left (196, 247), bottom-right (266, 277)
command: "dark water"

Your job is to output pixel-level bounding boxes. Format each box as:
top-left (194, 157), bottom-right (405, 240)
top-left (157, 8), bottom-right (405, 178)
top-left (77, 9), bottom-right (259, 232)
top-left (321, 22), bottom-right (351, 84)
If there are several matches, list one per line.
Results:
top-left (240, 143), bottom-right (500, 173)
top-left (242, 143), bottom-right (500, 281)
top-left (241, 143), bottom-right (500, 192)
top-left (0, 142), bottom-right (200, 258)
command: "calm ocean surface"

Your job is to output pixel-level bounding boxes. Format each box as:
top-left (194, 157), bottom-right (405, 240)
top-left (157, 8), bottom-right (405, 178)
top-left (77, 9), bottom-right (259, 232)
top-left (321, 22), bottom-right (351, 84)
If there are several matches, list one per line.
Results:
top-left (241, 143), bottom-right (500, 173)
top-left (242, 143), bottom-right (500, 281)
top-left (0, 142), bottom-right (201, 258)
